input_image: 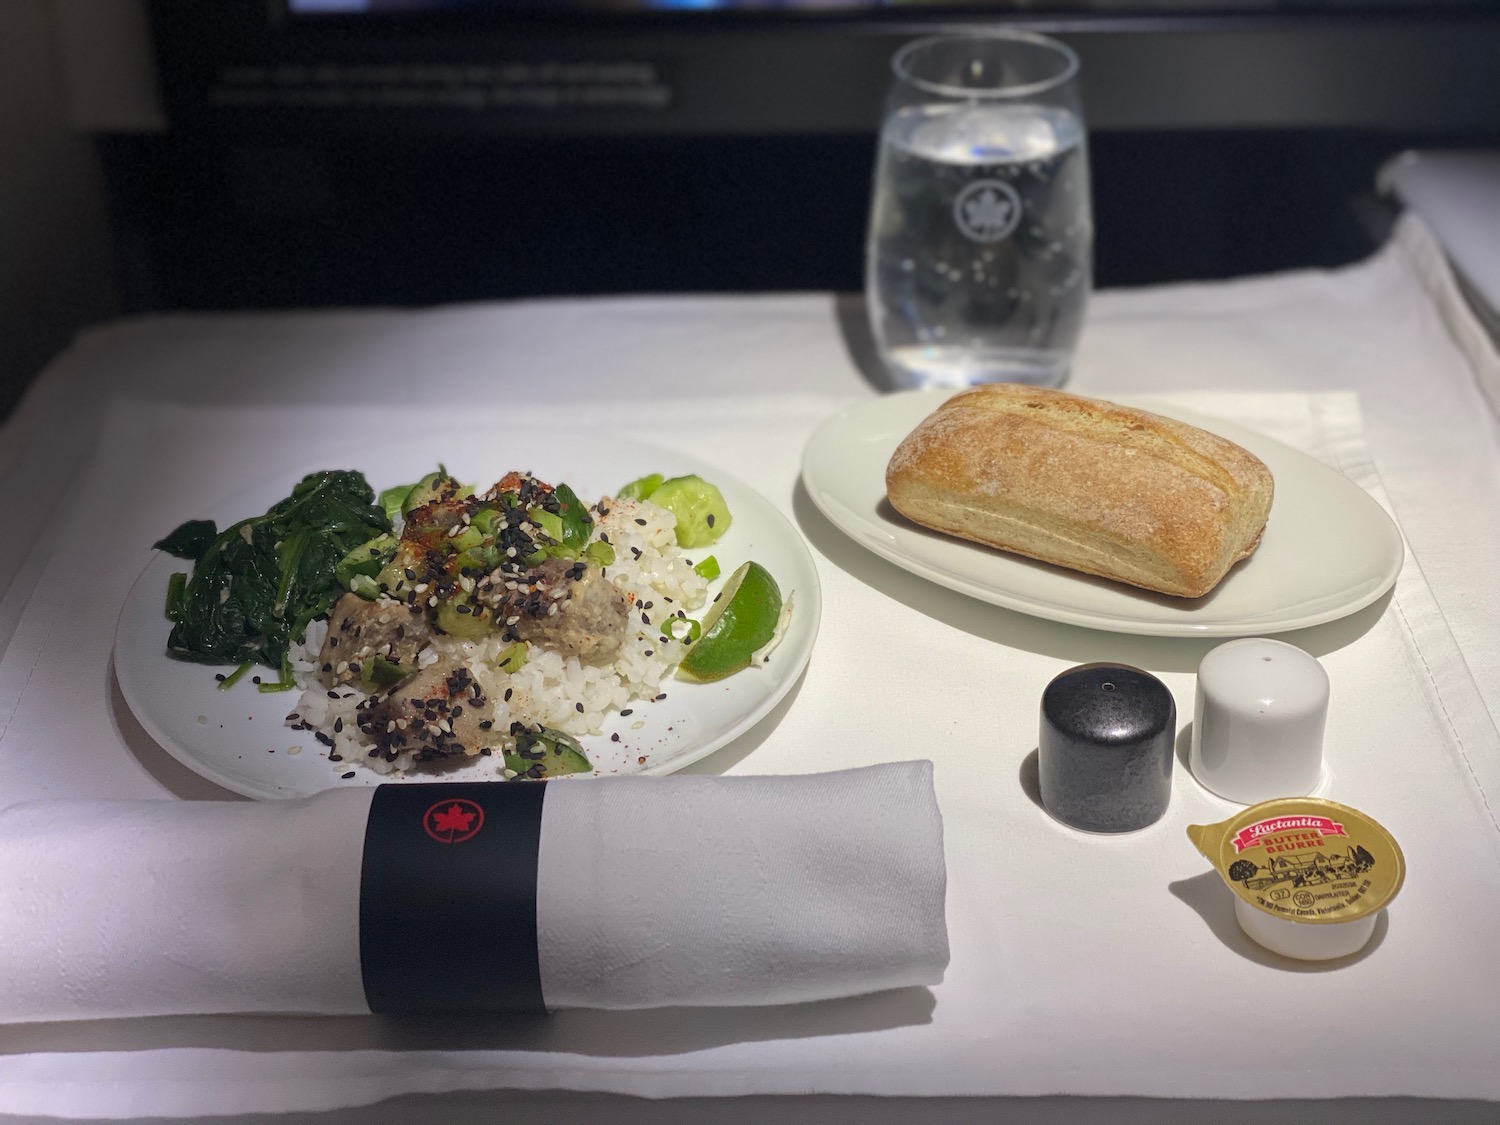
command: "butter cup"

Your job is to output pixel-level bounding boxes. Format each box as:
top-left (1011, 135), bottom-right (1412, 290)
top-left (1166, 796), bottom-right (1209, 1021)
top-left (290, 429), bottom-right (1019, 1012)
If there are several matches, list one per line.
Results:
top-left (1187, 797), bottom-right (1404, 962)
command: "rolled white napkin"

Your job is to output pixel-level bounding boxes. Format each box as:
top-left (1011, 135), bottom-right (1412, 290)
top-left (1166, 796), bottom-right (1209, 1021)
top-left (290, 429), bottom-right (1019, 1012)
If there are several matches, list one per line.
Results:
top-left (0, 762), bottom-right (947, 1022)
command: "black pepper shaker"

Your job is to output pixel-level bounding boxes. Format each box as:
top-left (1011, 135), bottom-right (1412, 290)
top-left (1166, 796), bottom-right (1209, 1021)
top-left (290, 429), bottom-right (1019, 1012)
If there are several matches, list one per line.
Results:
top-left (1038, 663), bottom-right (1175, 833)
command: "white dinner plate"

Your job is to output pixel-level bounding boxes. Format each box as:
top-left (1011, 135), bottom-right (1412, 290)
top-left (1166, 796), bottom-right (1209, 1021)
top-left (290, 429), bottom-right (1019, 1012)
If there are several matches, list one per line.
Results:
top-left (801, 389), bottom-right (1402, 637)
top-left (115, 436), bottom-right (820, 800)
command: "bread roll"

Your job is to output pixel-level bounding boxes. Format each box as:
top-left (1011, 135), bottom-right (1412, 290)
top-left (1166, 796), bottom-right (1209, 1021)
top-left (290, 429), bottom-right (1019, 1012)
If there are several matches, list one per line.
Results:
top-left (885, 385), bottom-right (1273, 598)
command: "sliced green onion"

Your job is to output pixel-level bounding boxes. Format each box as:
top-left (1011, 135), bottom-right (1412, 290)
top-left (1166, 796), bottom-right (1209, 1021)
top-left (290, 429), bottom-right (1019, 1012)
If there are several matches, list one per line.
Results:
top-left (348, 574), bottom-right (380, 600)
top-left (662, 617), bottom-right (702, 644)
top-left (530, 509), bottom-right (564, 543)
top-left (378, 484), bottom-right (414, 524)
top-left (363, 655), bottom-right (409, 691)
top-left (584, 540), bottom-right (616, 567)
top-left (497, 642), bottom-right (529, 674)
top-left (693, 556), bottom-right (720, 581)
top-left (470, 506), bottom-right (503, 536)
top-left (618, 473), bottom-right (664, 501)
top-left (449, 525), bottom-right (484, 552)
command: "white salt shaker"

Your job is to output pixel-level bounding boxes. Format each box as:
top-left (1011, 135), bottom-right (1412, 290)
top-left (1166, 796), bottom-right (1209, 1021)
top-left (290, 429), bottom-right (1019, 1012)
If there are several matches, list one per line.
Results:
top-left (1190, 638), bottom-right (1329, 804)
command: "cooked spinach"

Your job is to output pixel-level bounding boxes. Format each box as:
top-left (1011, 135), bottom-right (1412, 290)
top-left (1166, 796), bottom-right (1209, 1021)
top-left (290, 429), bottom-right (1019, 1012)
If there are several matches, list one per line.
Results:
top-left (553, 482), bottom-right (593, 551)
top-left (153, 520), bottom-right (217, 563)
top-left (159, 470), bottom-right (390, 690)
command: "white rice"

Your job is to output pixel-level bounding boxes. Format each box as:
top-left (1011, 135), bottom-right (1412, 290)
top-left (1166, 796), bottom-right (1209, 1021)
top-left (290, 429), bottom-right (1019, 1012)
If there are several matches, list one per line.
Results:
top-left (286, 494), bottom-right (708, 776)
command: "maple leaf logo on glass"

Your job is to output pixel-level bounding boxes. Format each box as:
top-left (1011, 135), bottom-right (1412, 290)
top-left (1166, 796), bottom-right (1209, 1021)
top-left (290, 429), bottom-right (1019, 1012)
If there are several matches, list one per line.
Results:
top-left (423, 799), bottom-right (485, 844)
top-left (953, 179), bottom-right (1022, 244)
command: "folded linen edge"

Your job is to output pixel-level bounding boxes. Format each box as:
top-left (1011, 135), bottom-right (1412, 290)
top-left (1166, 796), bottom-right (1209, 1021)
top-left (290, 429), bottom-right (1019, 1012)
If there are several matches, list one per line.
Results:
top-left (0, 761), bottom-right (949, 1023)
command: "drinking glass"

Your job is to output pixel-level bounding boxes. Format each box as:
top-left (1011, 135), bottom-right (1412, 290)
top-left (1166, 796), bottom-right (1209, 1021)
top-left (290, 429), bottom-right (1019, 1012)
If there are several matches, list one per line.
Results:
top-left (865, 31), bottom-right (1093, 389)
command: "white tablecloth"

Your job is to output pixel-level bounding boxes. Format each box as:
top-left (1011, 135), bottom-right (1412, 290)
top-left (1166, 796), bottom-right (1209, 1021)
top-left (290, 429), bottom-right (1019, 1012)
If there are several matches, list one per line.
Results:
top-left (1, 215), bottom-right (1498, 1123)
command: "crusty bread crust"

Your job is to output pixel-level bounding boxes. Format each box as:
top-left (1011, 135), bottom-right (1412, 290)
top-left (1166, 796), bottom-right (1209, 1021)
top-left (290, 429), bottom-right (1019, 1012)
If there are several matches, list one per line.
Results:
top-left (885, 384), bottom-right (1274, 598)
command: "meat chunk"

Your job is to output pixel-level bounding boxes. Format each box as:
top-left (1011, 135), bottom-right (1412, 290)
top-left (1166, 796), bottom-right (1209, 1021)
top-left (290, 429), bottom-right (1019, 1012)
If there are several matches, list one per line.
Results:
top-left (356, 659), bottom-right (497, 763)
top-left (316, 593), bottom-right (432, 688)
top-left (483, 557), bottom-right (629, 664)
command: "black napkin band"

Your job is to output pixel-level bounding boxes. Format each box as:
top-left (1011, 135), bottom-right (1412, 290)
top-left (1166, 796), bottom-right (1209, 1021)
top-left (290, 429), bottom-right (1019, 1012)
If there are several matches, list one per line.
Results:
top-left (359, 782), bottom-right (548, 1015)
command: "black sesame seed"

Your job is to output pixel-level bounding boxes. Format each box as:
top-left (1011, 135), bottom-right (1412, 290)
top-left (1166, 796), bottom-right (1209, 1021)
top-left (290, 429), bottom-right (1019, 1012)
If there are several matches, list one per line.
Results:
top-left (611, 732), bottom-right (620, 742)
top-left (575, 702), bottom-right (584, 713)
top-left (706, 514), bottom-right (715, 527)
top-left (620, 708), bottom-right (633, 716)
top-left (342, 771), bottom-right (356, 780)
top-left (634, 518), bottom-right (647, 526)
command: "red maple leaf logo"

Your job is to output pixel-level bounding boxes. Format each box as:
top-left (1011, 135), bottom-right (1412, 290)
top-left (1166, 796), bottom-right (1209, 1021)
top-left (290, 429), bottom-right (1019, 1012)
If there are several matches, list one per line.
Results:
top-left (424, 799), bottom-right (484, 844)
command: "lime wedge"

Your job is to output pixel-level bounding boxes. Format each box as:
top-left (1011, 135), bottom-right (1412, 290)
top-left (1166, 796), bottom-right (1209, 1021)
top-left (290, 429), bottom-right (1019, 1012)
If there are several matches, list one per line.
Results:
top-left (677, 561), bottom-right (783, 683)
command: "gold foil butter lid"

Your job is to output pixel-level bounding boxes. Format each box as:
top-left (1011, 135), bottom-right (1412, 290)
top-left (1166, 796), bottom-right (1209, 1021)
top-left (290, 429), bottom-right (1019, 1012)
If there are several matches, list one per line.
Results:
top-left (1187, 798), bottom-right (1405, 925)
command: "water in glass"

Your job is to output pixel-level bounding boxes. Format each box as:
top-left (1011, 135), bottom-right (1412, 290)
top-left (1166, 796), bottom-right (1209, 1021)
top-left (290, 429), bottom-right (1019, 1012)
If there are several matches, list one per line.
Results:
top-left (868, 101), bottom-right (1092, 388)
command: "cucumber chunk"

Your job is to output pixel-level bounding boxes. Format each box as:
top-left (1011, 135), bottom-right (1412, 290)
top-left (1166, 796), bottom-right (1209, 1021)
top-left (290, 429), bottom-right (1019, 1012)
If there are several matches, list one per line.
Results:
top-left (504, 727), bottom-right (592, 779)
top-left (650, 475), bottom-right (731, 548)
